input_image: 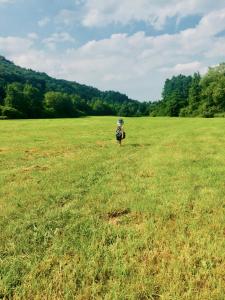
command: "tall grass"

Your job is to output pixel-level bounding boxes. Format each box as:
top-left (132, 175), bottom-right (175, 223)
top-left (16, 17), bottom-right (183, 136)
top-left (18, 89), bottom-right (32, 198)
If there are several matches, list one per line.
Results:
top-left (0, 117), bottom-right (225, 299)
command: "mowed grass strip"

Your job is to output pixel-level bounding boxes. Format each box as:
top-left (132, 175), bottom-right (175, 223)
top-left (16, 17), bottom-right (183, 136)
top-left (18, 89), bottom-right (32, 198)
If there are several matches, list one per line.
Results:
top-left (0, 117), bottom-right (225, 300)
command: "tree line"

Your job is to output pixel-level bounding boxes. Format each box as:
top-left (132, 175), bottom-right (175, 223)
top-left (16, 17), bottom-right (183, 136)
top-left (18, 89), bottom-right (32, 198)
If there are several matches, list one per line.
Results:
top-left (150, 63), bottom-right (225, 118)
top-left (0, 56), bottom-right (149, 119)
top-left (0, 83), bottom-right (150, 118)
top-left (1, 55), bottom-right (225, 119)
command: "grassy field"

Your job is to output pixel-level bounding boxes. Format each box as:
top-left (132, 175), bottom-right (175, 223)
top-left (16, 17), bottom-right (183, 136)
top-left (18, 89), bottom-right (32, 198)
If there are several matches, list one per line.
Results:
top-left (0, 117), bottom-right (225, 300)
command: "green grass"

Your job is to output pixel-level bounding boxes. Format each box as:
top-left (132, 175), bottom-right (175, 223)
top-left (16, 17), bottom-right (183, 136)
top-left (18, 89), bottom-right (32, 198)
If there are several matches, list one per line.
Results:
top-left (0, 117), bottom-right (225, 300)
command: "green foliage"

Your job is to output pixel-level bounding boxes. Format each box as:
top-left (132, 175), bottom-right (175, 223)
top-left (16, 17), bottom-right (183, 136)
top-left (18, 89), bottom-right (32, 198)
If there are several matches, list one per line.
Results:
top-left (150, 64), bottom-right (225, 117)
top-left (23, 84), bottom-right (43, 118)
top-left (162, 74), bottom-right (192, 101)
top-left (4, 83), bottom-right (43, 118)
top-left (0, 105), bottom-right (3, 115)
top-left (4, 82), bottom-right (26, 113)
top-left (0, 78), bottom-right (5, 105)
top-left (71, 95), bottom-right (90, 115)
top-left (200, 64), bottom-right (225, 115)
top-left (1, 106), bottom-right (25, 119)
top-left (44, 92), bottom-right (75, 118)
top-left (2, 55), bottom-right (225, 119)
top-left (149, 100), bottom-right (165, 116)
top-left (187, 73), bottom-right (202, 114)
top-left (199, 104), bottom-right (216, 118)
top-left (91, 98), bottom-right (114, 115)
top-left (161, 75), bottom-right (193, 117)
top-left (0, 56), bottom-right (150, 119)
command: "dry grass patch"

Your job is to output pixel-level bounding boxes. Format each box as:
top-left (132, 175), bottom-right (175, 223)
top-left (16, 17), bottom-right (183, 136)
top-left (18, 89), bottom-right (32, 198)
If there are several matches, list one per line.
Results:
top-left (21, 165), bottom-right (49, 172)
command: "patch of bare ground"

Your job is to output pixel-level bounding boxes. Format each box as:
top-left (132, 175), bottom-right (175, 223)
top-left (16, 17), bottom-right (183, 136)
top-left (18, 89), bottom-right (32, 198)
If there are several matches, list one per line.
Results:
top-left (139, 247), bottom-right (173, 274)
top-left (0, 148), bottom-right (9, 153)
top-left (24, 148), bottom-right (39, 154)
top-left (107, 208), bottom-right (131, 218)
top-left (127, 212), bottom-right (148, 231)
top-left (24, 148), bottom-right (43, 160)
top-left (95, 141), bottom-right (107, 147)
top-left (107, 209), bottom-right (147, 230)
top-left (41, 149), bottom-right (75, 159)
top-left (24, 148), bottom-right (77, 160)
top-left (21, 165), bottom-right (49, 172)
top-left (107, 208), bottom-right (131, 225)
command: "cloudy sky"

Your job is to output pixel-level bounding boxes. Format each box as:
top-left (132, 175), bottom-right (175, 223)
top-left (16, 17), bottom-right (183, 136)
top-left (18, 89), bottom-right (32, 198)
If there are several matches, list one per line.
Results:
top-left (1, 0), bottom-right (225, 101)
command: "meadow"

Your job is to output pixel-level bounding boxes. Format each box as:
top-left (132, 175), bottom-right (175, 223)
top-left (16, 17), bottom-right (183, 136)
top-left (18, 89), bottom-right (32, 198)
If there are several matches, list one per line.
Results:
top-left (0, 117), bottom-right (225, 300)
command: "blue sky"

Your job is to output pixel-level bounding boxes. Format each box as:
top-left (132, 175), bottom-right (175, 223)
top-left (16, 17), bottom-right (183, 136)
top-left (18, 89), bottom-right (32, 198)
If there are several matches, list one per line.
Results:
top-left (1, 0), bottom-right (225, 101)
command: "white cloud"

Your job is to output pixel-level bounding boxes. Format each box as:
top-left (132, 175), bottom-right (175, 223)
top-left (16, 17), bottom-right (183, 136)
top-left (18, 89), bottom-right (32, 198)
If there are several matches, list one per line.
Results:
top-left (43, 32), bottom-right (75, 44)
top-left (1, 8), bottom-right (225, 100)
top-left (161, 62), bottom-right (207, 76)
top-left (38, 17), bottom-right (51, 27)
top-left (82, 0), bottom-right (225, 29)
top-left (0, 0), bottom-right (14, 3)
top-left (27, 33), bottom-right (39, 40)
top-left (43, 32), bottom-right (75, 43)
top-left (0, 36), bottom-right (34, 55)
top-left (42, 32), bottom-right (75, 50)
top-left (55, 9), bottom-right (78, 26)
top-left (205, 38), bottom-right (225, 58)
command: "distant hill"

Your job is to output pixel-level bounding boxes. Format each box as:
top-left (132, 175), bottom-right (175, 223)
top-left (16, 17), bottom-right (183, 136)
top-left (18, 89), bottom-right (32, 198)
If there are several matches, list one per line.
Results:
top-left (0, 55), bottom-right (150, 119)
top-left (0, 55), bottom-right (100, 100)
top-left (0, 55), bottom-right (136, 103)
top-left (1, 55), bottom-right (224, 119)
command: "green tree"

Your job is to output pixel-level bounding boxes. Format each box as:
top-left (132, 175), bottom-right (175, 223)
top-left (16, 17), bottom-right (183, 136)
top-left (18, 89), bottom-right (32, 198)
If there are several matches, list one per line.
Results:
top-left (199, 64), bottom-right (225, 117)
top-left (188, 73), bottom-right (201, 114)
top-left (161, 74), bottom-right (193, 116)
top-left (44, 92), bottom-right (74, 117)
top-left (179, 72), bottom-right (202, 117)
top-left (0, 79), bottom-right (5, 105)
top-left (164, 91), bottom-right (184, 117)
top-left (71, 95), bottom-right (91, 115)
top-left (1, 106), bottom-right (25, 119)
top-left (91, 98), bottom-right (114, 116)
top-left (4, 83), bottom-right (26, 115)
top-left (23, 84), bottom-right (43, 118)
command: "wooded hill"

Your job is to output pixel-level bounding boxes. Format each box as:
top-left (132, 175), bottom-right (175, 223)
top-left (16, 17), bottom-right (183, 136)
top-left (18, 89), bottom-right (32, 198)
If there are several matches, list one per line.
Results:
top-left (0, 55), bottom-right (149, 118)
top-left (1, 55), bottom-right (225, 119)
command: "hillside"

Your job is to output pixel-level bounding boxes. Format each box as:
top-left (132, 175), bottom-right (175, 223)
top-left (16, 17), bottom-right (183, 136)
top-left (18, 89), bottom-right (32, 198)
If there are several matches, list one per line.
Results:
top-left (1, 55), bottom-right (225, 119)
top-left (0, 55), bottom-right (150, 118)
top-left (0, 55), bottom-right (124, 101)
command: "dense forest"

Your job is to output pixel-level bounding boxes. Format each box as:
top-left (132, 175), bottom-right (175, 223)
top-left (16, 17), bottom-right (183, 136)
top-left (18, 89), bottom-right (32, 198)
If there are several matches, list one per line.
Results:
top-left (0, 56), bottom-right (149, 119)
top-left (150, 63), bottom-right (225, 118)
top-left (0, 55), bottom-right (225, 119)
